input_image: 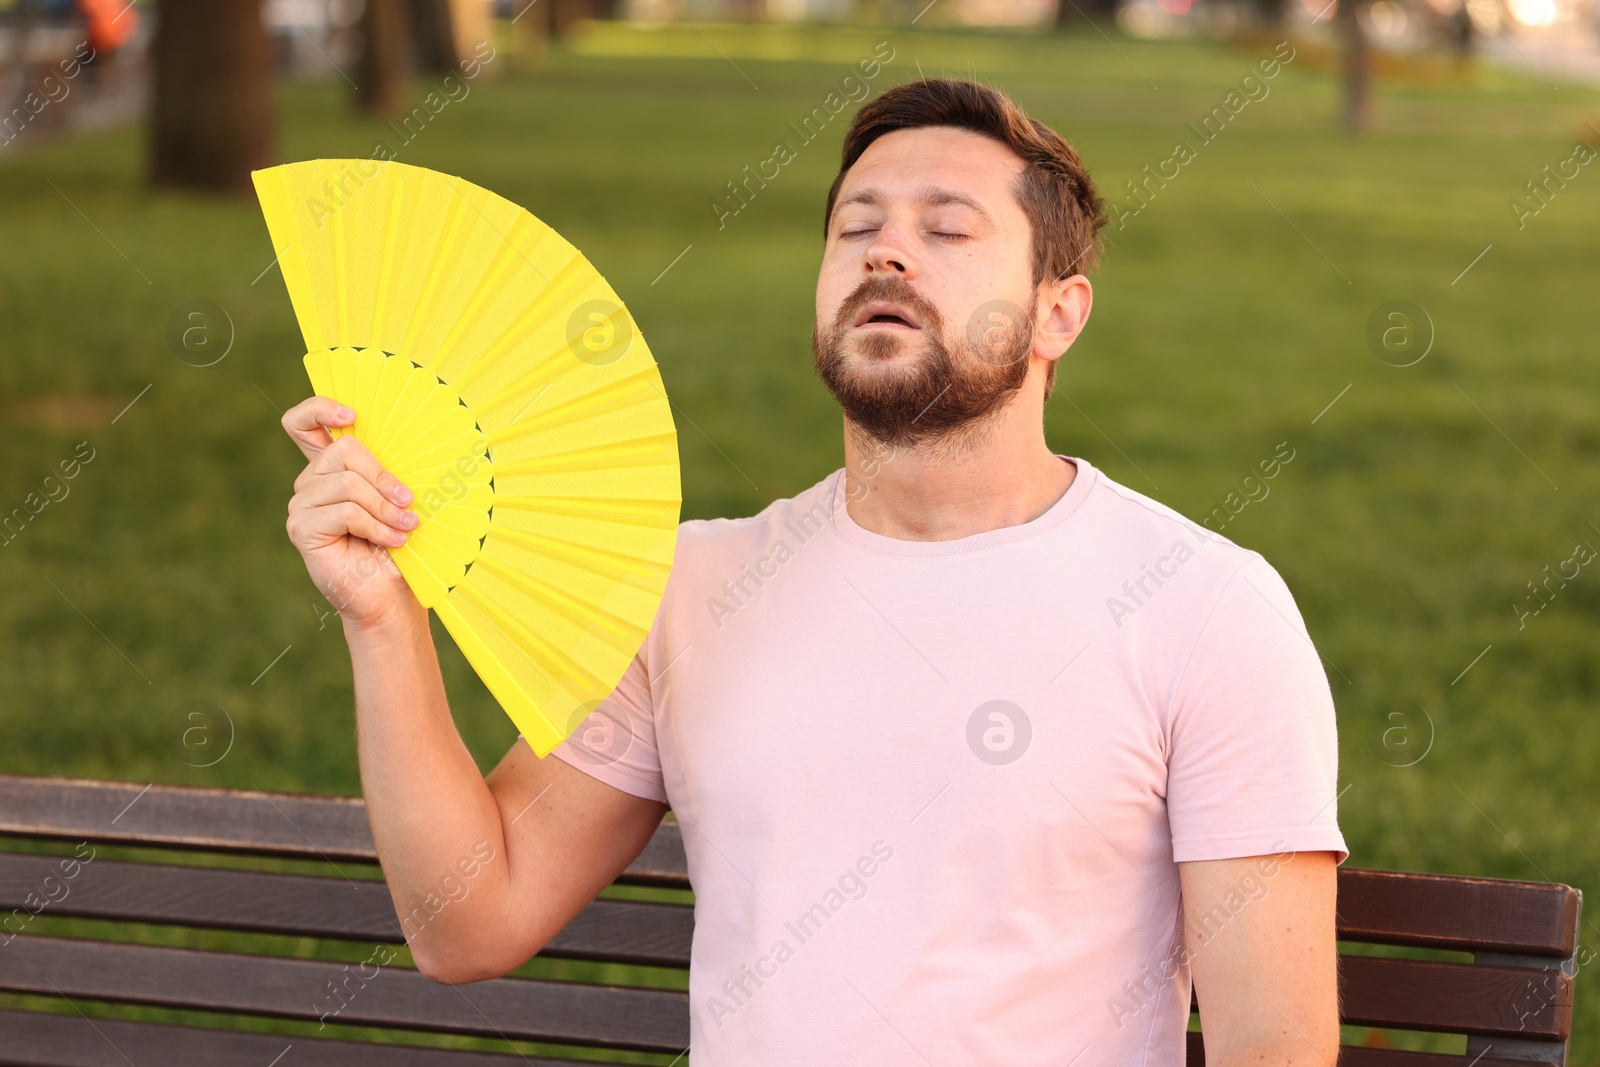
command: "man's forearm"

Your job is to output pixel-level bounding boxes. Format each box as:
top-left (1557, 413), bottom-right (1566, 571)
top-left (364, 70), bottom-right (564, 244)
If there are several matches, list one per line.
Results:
top-left (344, 597), bottom-right (509, 968)
top-left (1211, 1032), bottom-right (1339, 1067)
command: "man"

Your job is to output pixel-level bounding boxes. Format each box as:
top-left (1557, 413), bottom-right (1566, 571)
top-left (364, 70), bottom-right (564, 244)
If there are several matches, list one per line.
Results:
top-left (280, 78), bottom-right (1345, 1065)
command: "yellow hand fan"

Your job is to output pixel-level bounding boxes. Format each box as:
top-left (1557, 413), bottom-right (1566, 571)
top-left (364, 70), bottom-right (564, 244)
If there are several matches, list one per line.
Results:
top-left (252, 159), bottom-right (681, 757)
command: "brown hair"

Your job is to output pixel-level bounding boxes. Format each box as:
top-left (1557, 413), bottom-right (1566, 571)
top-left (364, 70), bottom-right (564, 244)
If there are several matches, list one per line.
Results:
top-left (823, 78), bottom-right (1107, 397)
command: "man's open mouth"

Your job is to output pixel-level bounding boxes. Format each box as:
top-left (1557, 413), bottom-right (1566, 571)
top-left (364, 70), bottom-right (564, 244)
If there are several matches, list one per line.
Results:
top-left (852, 301), bottom-right (922, 330)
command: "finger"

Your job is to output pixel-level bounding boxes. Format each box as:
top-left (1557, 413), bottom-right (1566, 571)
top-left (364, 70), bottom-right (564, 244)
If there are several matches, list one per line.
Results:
top-left (305, 434), bottom-right (415, 509)
top-left (289, 499), bottom-right (410, 552)
top-left (297, 467), bottom-right (420, 537)
top-left (281, 396), bottom-right (356, 462)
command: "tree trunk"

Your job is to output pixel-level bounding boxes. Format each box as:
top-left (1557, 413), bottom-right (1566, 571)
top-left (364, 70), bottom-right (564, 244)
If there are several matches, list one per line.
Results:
top-left (1055, 0), bottom-right (1116, 28)
top-left (1339, 0), bottom-right (1372, 132)
top-left (510, 2), bottom-right (550, 71)
top-left (149, 0), bottom-right (273, 194)
top-left (1449, 1), bottom-right (1474, 55)
top-left (358, 0), bottom-right (412, 116)
top-left (408, 0), bottom-right (459, 73)
top-left (553, 0), bottom-right (596, 40)
top-left (1256, 0), bottom-right (1290, 28)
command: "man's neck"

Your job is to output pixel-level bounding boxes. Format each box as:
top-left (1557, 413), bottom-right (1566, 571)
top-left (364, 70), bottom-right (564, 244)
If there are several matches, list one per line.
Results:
top-left (840, 391), bottom-right (1075, 543)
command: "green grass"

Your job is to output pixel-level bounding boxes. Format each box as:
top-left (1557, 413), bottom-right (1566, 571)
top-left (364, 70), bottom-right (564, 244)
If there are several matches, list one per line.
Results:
top-left (2, 16), bottom-right (1599, 1060)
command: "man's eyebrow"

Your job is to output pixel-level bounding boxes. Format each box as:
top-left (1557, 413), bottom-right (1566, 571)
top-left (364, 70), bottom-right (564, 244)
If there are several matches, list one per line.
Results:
top-left (834, 185), bottom-right (996, 227)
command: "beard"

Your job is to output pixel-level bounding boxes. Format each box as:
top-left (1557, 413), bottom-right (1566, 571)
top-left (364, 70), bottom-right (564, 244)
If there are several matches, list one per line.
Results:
top-left (811, 274), bottom-right (1036, 452)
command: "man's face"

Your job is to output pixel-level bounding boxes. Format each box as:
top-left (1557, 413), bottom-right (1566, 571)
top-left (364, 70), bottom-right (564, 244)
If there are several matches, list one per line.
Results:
top-left (812, 125), bottom-right (1040, 449)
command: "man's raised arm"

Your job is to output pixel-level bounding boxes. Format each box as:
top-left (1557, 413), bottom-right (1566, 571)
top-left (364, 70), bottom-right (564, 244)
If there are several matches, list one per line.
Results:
top-left (281, 396), bottom-right (668, 983)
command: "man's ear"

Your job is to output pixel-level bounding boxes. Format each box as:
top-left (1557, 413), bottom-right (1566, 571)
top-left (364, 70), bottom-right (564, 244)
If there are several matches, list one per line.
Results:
top-left (1034, 274), bottom-right (1093, 364)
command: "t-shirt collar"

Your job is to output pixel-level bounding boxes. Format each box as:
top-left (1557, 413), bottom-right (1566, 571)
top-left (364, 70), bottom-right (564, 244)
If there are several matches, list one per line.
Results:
top-left (827, 454), bottom-right (1097, 558)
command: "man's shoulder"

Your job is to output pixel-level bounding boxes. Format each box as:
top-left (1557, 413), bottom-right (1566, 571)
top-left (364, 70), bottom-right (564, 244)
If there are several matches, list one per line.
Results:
top-left (667, 468), bottom-right (843, 570)
top-left (1082, 467), bottom-right (1319, 693)
top-left (1081, 464), bottom-right (1259, 572)
top-left (1074, 463), bottom-right (1310, 639)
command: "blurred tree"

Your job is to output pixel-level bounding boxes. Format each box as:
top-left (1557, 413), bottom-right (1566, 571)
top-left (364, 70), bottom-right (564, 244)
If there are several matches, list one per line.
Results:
top-left (509, 1), bottom-right (551, 70)
top-left (408, 0), bottom-right (459, 72)
top-left (554, 0), bottom-right (599, 39)
top-left (1054, 0), bottom-right (1116, 26)
top-left (1448, 0), bottom-right (1474, 55)
top-left (2, 0), bottom-right (39, 111)
top-left (149, 0), bottom-right (274, 194)
top-left (358, 0), bottom-right (412, 115)
top-left (410, 0), bottom-right (504, 72)
top-left (1338, 0), bottom-right (1372, 131)
top-left (1254, 0), bottom-right (1290, 26)
top-left (510, 0), bottom-right (606, 42)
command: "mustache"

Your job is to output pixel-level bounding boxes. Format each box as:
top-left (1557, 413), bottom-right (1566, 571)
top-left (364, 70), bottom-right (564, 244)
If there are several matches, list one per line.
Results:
top-left (834, 276), bottom-right (943, 332)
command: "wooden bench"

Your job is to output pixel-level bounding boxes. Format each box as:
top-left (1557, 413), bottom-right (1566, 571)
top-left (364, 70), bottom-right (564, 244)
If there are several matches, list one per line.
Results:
top-left (0, 773), bottom-right (1583, 1065)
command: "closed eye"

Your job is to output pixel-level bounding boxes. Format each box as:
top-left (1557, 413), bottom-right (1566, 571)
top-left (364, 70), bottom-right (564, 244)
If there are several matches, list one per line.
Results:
top-left (838, 227), bottom-right (968, 242)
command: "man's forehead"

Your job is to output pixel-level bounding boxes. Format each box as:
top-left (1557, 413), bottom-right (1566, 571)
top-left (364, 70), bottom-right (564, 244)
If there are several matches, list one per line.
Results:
top-left (835, 184), bottom-right (997, 227)
top-left (837, 128), bottom-right (1024, 220)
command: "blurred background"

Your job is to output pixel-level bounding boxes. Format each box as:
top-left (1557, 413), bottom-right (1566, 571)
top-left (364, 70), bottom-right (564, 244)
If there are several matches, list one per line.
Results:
top-left (1, 0), bottom-right (1597, 1060)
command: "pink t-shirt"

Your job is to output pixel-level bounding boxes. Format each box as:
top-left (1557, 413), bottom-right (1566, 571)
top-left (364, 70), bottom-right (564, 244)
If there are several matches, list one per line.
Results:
top-left (537, 455), bottom-right (1347, 1066)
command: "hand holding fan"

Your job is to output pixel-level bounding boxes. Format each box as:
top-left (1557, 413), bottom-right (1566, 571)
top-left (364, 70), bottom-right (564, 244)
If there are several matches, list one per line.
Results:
top-left (252, 159), bottom-right (681, 757)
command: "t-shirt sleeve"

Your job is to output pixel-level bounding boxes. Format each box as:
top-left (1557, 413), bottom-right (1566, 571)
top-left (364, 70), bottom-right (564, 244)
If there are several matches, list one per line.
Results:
top-left (1165, 553), bottom-right (1348, 865)
top-left (530, 640), bottom-right (669, 805)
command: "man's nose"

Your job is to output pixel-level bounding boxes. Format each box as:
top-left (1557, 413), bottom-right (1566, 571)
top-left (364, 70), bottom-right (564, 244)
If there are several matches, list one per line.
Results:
top-left (864, 223), bottom-right (917, 280)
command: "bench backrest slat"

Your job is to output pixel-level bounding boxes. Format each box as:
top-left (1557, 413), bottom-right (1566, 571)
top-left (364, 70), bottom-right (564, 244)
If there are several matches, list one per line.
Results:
top-left (0, 775), bottom-right (377, 862)
top-left (0, 932), bottom-right (691, 1052)
top-left (1338, 868), bottom-right (1579, 957)
top-left (0, 1006), bottom-right (564, 1067)
top-left (0, 774), bottom-right (690, 886)
top-left (1185, 1032), bottom-right (1551, 1067)
top-left (0, 853), bottom-right (694, 968)
top-left (1339, 955), bottom-right (1572, 1040)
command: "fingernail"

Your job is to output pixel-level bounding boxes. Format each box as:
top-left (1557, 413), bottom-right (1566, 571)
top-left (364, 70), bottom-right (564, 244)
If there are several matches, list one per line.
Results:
top-left (393, 530), bottom-right (407, 545)
top-left (394, 484), bottom-right (413, 505)
top-left (335, 405), bottom-right (354, 420)
top-left (400, 511), bottom-right (419, 529)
